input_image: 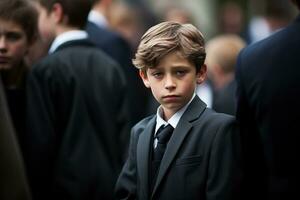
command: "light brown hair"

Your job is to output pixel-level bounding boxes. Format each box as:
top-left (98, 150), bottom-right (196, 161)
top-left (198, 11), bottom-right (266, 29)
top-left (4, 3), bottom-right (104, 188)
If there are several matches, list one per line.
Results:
top-left (133, 21), bottom-right (206, 74)
top-left (205, 34), bottom-right (245, 74)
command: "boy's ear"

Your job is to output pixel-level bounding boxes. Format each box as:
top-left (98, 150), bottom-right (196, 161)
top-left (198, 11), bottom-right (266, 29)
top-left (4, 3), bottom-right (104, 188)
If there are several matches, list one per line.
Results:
top-left (139, 70), bottom-right (150, 88)
top-left (52, 3), bottom-right (64, 24)
top-left (196, 64), bottom-right (207, 84)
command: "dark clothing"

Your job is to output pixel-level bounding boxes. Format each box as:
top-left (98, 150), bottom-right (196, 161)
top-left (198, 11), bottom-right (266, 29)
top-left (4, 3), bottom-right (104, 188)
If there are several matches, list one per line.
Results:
top-left (86, 21), bottom-right (149, 124)
top-left (5, 87), bottom-right (26, 135)
top-left (26, 39), bottom-right (131, 200)
top-left (213, 80), bottom-right (237, 115)
top-left (236, 14), bottom-right (300, 200)
top-left (115, 96), bottom-right (241, 200)
top-left (0, 77), bottom-right (31, 200)
top-left (1, 64), bottom-right (28, 157)
top-left (86, 21), bottom-right (132, 68)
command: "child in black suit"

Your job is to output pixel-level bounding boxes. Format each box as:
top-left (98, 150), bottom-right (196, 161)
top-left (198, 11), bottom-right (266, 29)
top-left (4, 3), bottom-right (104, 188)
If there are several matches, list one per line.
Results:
top-left (25, 0), bottom-right (131, 199)
top-left (115, 21), bottom-right (242, 200)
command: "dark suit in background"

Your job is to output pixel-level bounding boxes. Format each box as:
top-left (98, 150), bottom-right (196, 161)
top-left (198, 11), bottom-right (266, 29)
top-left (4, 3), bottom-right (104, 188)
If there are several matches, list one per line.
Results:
top-left (86, 21), bottom-right (149, 124)
top-left (213, 80), bottom-right (236, 115)
top-left (115, 96), bottom-right (241, 200)
top-left (236, 14), bottom-right (300, 200)
top-left (26, 39), bottom-right (130, 200)
top-left (0, 77), bottom-right (31, 200)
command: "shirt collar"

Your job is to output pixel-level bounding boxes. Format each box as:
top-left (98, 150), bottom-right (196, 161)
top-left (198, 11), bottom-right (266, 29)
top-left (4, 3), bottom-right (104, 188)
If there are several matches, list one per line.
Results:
top-left (155, 93), bottom-right (196, 133)
top-left (48, 30), bottom-right (88, 54)
top-left (88, 10), bottom-right (108, 28)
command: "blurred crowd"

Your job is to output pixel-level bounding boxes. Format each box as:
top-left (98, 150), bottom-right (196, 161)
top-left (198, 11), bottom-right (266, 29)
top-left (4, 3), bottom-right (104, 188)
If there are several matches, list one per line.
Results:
top-left (1, 0), bottom-right (298, 199)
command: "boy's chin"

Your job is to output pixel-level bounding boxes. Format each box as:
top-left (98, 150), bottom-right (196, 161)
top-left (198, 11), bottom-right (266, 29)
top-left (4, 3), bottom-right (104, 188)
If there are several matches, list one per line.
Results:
top-left (162, 103), bottom-right (184, 112)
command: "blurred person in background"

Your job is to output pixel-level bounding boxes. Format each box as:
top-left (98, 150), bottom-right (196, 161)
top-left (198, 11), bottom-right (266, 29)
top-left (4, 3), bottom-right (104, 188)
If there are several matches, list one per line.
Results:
top-left (163, 6), bottom-right (193, 24)
top-left (86, 0), bottom-right (149, 125)
top-left (1, 75), bottom-right (31, 200)
top-left (205, 34), bottom-right (246, 115)
top-left (107, 1), bottom-right (144, 55)
top-left (247, 0), bottom-right (297, 43)
top-left (236, 0), bottom-right (300, 199)
top-left (217, 2), bottom-right (247, 41)
top-left (26, 0), bottom-right (131, 199)
top-left (0, 0), bottom-right (38, 155)
top-left (0, 1), bottom-right (36, 198)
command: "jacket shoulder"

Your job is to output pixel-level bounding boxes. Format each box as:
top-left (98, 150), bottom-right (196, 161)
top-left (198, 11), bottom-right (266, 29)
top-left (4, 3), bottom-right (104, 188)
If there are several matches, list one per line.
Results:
top-left (196, 108), bottom-right (236, 128)
top-left (131, 115), bottom-right (155, 134)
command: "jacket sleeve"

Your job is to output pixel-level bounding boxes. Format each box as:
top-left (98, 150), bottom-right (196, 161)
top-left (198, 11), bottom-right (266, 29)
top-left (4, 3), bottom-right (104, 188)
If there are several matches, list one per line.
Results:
top-left (25, 64), bottom-right (58, 199)
top-left (115, 128), bottom-right (139, 200)
top-left (206, 117), bottom-right (242, 200)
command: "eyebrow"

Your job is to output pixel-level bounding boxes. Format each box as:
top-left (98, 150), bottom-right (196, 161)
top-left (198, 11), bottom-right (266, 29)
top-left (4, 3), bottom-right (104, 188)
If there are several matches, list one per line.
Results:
top-left (0, 30), bottom-right (24, 35)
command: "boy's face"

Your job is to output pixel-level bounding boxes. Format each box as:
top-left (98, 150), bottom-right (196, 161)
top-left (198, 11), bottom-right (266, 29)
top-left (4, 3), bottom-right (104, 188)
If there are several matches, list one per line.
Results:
top-left (0, 19), bottom-right (29, 70)
top-left (140, 51), bottom-right (206, 120)
top-left (35, 3), bottom-right (56, 44)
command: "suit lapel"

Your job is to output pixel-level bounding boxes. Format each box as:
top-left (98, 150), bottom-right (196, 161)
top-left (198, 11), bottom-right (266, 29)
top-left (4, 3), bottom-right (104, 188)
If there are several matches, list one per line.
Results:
top-left (137, 116), bottom-right (156, 199)
top-left (151, 96), bottom-right (206, 197)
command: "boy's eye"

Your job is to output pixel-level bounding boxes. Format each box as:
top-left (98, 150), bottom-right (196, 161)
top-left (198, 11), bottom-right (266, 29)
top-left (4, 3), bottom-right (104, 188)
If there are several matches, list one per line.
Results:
top-left (152, 72), bottom-right (163, 78)
top-left (175, 70), bottom-right (187, 76)
top-left (5, 32), bottom-right (23, 42)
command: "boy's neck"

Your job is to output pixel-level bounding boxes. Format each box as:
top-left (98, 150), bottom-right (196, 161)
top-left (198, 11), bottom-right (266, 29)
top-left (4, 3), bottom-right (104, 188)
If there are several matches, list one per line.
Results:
top-left (160, 93), bottom-right (196, 122)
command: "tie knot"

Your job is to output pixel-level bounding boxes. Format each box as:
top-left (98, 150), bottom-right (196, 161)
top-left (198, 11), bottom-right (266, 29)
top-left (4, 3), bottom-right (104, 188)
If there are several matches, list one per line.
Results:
top-left (155, 124), bottom-right (174, 144)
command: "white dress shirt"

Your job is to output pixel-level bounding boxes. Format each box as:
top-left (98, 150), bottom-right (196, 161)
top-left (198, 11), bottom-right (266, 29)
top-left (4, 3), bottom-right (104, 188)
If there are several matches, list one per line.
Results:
top-left (153, 93), bottom-right (196, 148)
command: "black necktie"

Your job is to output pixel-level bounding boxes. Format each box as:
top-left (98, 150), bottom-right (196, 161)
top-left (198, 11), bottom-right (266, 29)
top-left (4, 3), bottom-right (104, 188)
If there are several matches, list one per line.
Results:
top-left (151, 124), bottom-right (174, 190)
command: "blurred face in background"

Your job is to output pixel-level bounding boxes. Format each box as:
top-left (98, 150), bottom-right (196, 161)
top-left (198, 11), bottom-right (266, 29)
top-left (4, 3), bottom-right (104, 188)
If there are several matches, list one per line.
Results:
top-left (0, 19), bottom-right (29, 70)
top-left (34, 2), bottom-right (56, 45)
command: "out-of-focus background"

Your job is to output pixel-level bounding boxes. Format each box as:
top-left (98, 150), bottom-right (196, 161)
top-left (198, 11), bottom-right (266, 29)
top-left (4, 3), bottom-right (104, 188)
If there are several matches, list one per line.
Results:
top-left (110, 0), bottom-right (297, 45)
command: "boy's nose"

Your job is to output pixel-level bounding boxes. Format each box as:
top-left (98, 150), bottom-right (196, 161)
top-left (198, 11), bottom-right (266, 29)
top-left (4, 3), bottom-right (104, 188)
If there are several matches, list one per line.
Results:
top-left (164, 75), bottom-right (176, 90)
top-left (0, 37), bottom-right (8, 52)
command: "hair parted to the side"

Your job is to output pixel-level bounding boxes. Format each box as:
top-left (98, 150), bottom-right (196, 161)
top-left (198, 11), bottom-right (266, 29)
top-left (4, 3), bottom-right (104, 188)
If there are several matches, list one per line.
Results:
top-left (133, 21), bottom-right (206, 74)
top-left (34, 0), bottom-right (92, 29)
top-left (0, 0), bottom-right (38, 43)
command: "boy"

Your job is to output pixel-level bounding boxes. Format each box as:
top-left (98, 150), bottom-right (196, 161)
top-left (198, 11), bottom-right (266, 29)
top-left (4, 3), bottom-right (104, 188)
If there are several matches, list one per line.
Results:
top-left (115, 21), bottom-right (241, 200)
top-left (0, 0), bottom-right (37, 147)
top-left (0, 1), bottom-right (37, 199)
top-left (26, 0), bottom-right (130, 199)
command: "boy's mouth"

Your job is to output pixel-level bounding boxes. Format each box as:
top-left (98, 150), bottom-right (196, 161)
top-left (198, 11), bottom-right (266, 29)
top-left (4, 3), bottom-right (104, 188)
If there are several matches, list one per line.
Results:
top-left (162, 95), bottom-right (180, 101)
top-left (0, 56), bottom-right (10, 64)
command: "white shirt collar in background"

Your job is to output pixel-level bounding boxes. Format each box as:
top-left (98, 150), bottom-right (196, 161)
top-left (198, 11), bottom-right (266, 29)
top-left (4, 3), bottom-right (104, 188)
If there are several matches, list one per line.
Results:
top-left (49, 30), bottom-right (88, 54)
top-left (88, 10), bottom-right (108, 28)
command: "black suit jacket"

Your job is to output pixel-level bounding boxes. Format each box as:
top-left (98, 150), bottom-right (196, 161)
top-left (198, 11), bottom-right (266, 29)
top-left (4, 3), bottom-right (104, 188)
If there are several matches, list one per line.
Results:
top-left (236, 14), bottom-right (300, 200)
top-left (115, 96), bottom-right (241, 200)
top-left (26, 39), bottom-right (131, 200)
top-left (213, 80), bottom-right (237, 116)
top-left (86, 21), bottom-right (149, 124)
